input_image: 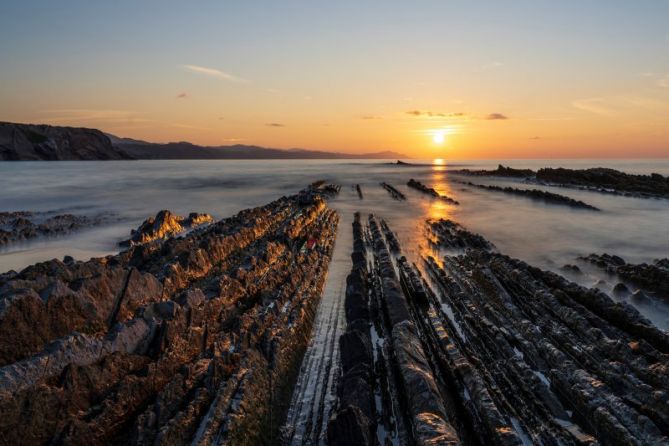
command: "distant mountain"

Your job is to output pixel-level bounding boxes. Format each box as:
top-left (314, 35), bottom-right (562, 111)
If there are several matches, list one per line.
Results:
top-left (0, 122), bottom-right (131, 160)
top-left (109, 134), bottom-right (407, 160)
top-left (0, 122), bottom-right (406, 160)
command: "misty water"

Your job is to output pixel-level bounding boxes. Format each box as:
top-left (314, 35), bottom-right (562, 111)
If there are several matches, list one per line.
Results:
top-left (2, 159), bottom-right (669, 330)
top-left (2, 158), bottom-right (668, 444)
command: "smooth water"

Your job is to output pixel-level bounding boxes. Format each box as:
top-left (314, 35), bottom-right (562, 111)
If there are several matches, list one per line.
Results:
top-left (1, 159), bottom-right (668, 328)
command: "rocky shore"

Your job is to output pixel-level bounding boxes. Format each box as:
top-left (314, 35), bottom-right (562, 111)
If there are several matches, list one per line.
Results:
top-left (327, 214), bottom-right (669, 445)
top-left (459, 181), bottom-right (599, 210)
top-left (0, 184), bottom-right (339, 445)
top-left (380, 182), bottom-right (406, 201)
top-left (580, 253), bottom-right (669, 299)
top-left (407, 179), bottom-right (459, 205)
top-left (119, 210), bottom-right (214, 247)
top-left (453, 164), bottom-right (669, 199)
top-left (0, 211), bottom-right (111, 246)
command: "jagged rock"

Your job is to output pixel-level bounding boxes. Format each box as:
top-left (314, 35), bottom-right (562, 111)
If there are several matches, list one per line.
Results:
top-left (0, 186), bottom-right (339, 445)
top-left (120, 210), bottom-right (213, 246)
top-left (0, 211), bottom-right (111, 246)
top-left (407, 178), bottom-right (459, 205)
top-left (581, 253), bottom-right (669, 298)
top-left (459, 181), bottom-right (599, 210)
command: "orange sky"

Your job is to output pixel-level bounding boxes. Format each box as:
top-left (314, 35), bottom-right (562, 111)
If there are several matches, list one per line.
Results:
top-left (1, 2), bottom-right (668, 158)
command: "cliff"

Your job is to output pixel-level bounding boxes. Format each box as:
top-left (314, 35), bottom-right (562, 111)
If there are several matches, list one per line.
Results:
top-left (0, 122), bottom-right (132, 160)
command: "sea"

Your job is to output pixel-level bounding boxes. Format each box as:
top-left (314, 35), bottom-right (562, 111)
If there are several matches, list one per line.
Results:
top-left (2, 158), bottom-right (668, 444)
top-left (1, 159), bottom-right (668, 323)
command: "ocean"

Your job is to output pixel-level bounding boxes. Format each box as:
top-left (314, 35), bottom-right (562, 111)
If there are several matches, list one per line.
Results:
top-left (1, 159), bottom-right (668, 330)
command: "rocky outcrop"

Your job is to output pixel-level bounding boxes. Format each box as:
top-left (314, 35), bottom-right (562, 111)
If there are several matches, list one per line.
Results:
top-left (452, 164), bottom-right (535, 178)
top-left (536, 167), bottom-right (669, 199)
top-left (407, 178), bottom-right (459, 204)
top-left (120, 210), bottom-right (214, 246)
top-left (0, 122), bottom-right (131, 160)
top-left (580, 253), bottom-right (669, 298)
top-left (356, 184), bottom-right (363, 199)
top-left (0, 211), bottom-right (111, 246)
top-left (328, 214), bottom-right (461, 445)
top-left (453, 164), bottom-right (669, 199)
top-left (0, 186), bottom-right (338, 445)
top-left (380, 182), bottom-right (406, 200)
top-left (460, 181), bottom-right (599, 210)
top-left (329, 215), bottom-right (669, 445)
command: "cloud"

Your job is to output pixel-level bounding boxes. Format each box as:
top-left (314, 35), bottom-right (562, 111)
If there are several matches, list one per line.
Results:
top-left (573, 95), bottom-right (668, 116)
top-left (37, 109), bottom-right (150, 125)
top-left (406, 110), bottom-right (465, 118)
top-left (485, 113), bottom-right (508, 120)
top-left (361, 115), bottom-right (383, 120)
top-left (181, 64), bottom-right (247, 82)
top-left (529, 136), bottom-right (542, 140)
top-left (265, 123), bottom-right (285, 127)
top-left (176, 92), bottom-right (187, 98)
top-left (658, 74), bottom-right (669, 88)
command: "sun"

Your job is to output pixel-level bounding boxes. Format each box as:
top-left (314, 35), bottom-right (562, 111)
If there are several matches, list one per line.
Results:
top-left (433, 132), bottom-right (445, 144)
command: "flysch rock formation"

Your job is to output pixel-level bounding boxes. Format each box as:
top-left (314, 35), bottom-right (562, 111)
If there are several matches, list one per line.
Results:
top-left (0, 122), bottom-right (131, 160)
top-left (579, 253), bottom-right (669, 300)
top-left (120, 210), bottom-right (214, 246)
top-left (327, 215), bottom-right (669, 445)
top-left (458, 181), bottom-right (599, 210)
top-left (452, 164), bottom-right (669, 200)
top-left (407, 179), bottom-right (459, 205)
top-left (0, 211), bottom-right (112, 247)
top-left (0, 183), bottom-right (339, 445)
top-left (380, 182), bottom-right (406, 201)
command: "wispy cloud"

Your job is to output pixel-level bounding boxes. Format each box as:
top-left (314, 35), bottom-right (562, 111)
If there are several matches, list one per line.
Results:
top-left (484, 113), bottom-right (508, 120)
top-left (170, 123), bottom-right (212, 130)
top-left (176, 92), bottom-right (187, 98)
top-left (361, 115), bottom-right (383, 120)
top-left (265, 122), bottom-right (285, 127)
top-left (659, 74), bottom-right (669, 88)
top-left (37, 109), bottom-right (148, 125)
top-left (406, 110), bottom-right (465, 118)
top-left (572, 98), bottom-right (613, 116)
top-left (573, 95), bottom-right (669, 116)
top-left (181, 64), bottom-right (247, 82)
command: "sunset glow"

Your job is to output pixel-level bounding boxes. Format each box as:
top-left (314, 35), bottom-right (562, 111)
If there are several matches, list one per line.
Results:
top-left (1, 2), bottom-right (668, 158)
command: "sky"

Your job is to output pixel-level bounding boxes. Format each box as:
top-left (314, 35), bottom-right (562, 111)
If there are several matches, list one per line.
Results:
top-left (1, 1), bottom-right (668, 159)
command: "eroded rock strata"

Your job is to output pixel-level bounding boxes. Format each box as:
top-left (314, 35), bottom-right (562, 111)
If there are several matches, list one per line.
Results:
top-left (580, 253), bottom-right (669, 298)
top-left (0, 185), bottom-right (338, 445)
top-left (120, 210), bottom-right (214, 246)
top-left (460, 181), bottom-right (599, 210)
top-left (0, 211), bottom-right (111, 247)
top-left (380, 182), bottom-right (406, 201)
top-left (453, 164), bottom-right (669, 199)
top-left (407, 179), bottom-right (459, 205)
top-left (328, 215), bottom-right (669, 445)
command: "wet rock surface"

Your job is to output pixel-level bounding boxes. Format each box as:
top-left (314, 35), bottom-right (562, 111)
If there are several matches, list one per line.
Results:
top-left (328, 214), bottom-right (669, 445)
top-left (380, 182), bottom-right (407, 200)
top-left (580, 253), bottom-right (669, 299)
top-left (459, 181), bottom-right (599, 210)
top-left (407, 179), bottom-right (459, 205)
top-left (0, 185), bottom-right (339, 445)
top-left (453, 164), bottom-right (669, 199)
top-left (535, 167), bottom-right (669, 199)
top-left (120, 210), bottom-right (214, 246)
top-left (452, 164), bottom-right (534, 178)
top-left (0, 211), bottom-right (112, 246)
